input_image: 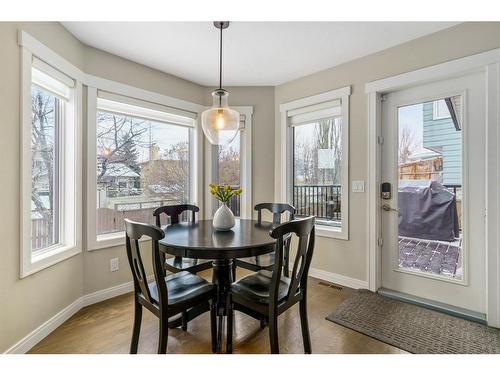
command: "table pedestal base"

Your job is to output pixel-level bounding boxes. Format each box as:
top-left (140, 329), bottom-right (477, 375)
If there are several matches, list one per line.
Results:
top-left (212, 259), bottom-right (234, 353)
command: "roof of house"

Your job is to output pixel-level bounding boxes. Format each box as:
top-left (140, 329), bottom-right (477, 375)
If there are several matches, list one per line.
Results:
top-left (99, 163), bottom-right (140, 178)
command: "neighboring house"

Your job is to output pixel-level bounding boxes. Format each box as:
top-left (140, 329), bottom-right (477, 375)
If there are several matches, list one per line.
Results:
top-left (98, 162), bottom-right (140, 191)
top-left (422, 99), bottom-right (462, 185)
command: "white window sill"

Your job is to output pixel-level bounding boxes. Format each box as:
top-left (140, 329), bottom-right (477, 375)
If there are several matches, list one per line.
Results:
top-left (21, 243), bottom-right (81, 278)
top-left (89, 231), bottom-right (150, 251)
top-left (316, 224), bottom-right (348, 240)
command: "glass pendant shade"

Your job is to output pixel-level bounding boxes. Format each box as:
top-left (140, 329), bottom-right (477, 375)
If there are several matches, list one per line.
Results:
top-left (201, 89), bottom-right (240, 145)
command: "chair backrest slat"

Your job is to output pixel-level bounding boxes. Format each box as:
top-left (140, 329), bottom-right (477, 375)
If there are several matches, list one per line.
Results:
top-left (254, 203), bottom-right (295, 225)
top-left (125, 219), bottom-right (166, 306)
top-left (269, 216), bottom-right (315, 305)
top-left (153, 204), bottom-right (199, 227)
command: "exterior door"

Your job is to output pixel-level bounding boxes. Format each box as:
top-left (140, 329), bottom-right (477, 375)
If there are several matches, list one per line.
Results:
top-left (380, 72), bottom-right (486, 315)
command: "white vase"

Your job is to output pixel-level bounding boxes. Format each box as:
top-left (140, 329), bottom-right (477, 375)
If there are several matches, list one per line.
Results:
top-left (213, 203), bottom-right (235, 231)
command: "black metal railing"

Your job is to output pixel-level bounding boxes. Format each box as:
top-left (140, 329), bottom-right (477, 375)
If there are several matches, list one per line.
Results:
top-left (293, 184), bottom-right (341, 221)
top-left (444, 184), bottom-right (461, 197)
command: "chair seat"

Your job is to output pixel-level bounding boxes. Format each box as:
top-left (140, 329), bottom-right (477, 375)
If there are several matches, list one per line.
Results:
top-left (165, 256), bottom-right (213, 272)
top-left (231, 270), bottom-right (291, 305)
top-left (236, 252), bottom-right (275, 268)
top-left (148, 271), bottom-right (215, 306)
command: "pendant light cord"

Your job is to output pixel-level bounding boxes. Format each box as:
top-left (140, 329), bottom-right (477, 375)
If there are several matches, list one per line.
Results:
top-left (219, 23), bottom-right (223, 91)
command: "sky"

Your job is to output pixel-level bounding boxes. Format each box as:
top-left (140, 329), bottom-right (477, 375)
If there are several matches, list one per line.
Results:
top-left (398, 102), bottom-right (427, 155)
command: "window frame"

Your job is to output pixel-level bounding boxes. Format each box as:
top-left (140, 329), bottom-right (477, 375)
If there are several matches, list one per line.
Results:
top-left (279, 86), bottom-right (350, 240)
top-left (203, 106), bottom-right (253, 220)
top-left (86, 85), bottom-right (204, 250)
top-left (20, 42), bottom-right (83, 278)
top-left (433, 99), bottom-right (451, 120)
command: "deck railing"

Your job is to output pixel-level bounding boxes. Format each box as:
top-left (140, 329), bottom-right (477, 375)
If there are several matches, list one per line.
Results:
top-left (293, 184), bottom-right (342, 221)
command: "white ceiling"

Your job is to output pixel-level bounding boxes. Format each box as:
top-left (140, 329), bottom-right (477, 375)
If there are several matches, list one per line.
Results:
top-left (62, 22), bottom-right (459, 86)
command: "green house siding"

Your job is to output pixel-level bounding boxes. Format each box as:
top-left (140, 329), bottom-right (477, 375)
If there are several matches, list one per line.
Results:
top-left (422, 102), bottom-right (462, 185)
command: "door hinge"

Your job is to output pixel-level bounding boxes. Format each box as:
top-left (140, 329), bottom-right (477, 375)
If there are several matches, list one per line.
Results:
top-left (377, 237), bottom-right (384, 247)
top-left (377, 136), bottom-right (384, 145)
top-left (381, 94), bottom-right (388, 102)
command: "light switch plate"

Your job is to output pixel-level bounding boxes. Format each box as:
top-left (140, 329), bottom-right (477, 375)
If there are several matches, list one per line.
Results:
top-left (352, 180), bottom-right (365, 193)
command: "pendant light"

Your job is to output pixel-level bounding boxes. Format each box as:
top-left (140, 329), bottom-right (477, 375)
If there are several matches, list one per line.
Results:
top-left (201, 21), bottom-right (240, 145)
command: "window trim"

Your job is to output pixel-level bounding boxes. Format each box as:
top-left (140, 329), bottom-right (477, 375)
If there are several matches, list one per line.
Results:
top-left (20, 44), bottom-right (83, 278)
top-left (279, 86), bottom-right (350, 240)
top-left (86, 84), bottom-right (204, 250)
top-left (432, 99), bottom-right (451, 120)
top-left (203, 106), bottom-right (253, 220)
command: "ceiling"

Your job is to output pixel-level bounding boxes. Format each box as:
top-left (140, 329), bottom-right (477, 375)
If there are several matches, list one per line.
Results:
top-left (62, 22), bottom-right (459, 86)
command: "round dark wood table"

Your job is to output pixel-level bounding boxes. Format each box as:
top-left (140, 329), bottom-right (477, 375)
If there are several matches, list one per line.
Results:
top-left (158, 219), bottom-right (277, 353)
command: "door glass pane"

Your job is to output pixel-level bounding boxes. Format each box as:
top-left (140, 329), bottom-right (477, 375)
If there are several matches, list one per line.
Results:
top-left (215, 135), bottom-right (241, 216)
top-left (293, 117), bottom-right (342, 226)
top-left (397, 96), bottom-right (463, 280)
top-left (31, 86), bottom-right (60, 251)
top-left (96, 111), bottom-right (191, 234)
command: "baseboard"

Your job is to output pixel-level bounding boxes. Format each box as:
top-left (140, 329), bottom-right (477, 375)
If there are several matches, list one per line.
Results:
top-left (5, 297), bottom-right (84, 354)
top-left (82, 281), bottom-right (134, 307)
top-left (308, 267), bottom-right (368, 290)
top-left (4, 277), bottom-right (153, 354)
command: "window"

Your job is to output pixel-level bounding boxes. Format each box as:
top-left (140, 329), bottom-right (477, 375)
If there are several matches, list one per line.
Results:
top-left (88, 89), bottom-right (198, 248)
top-left (206, 108), bottom-right (252, 219)
top-left (433, 99), bottom-right (451, 120)
top-left (20, 49), bottom-right (82, 277)
top-left (213, 134), bottom-right (241, 216)
top-left (280, 87), bottom-right (350, 239)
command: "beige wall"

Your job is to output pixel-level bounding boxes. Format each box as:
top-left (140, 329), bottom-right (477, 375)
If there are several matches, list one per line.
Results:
top-left (274, 22), bottom-right (500, 282)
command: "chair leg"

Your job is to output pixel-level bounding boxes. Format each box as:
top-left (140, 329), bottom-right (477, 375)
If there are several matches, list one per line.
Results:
top-left (130, 301), bottom-right (142, 354)
top-left (181, 311), bottom-right (188, 331)
top-left (158, 315), bottom-right (168, 354)
top-left (226, 303), bottom-right (234, 353)
top-left (231, 262), bottom-right (236, 282)
top-left (210, 301), bottom-right (217, 353)
top-left (299, 298), bottom-right (312, 354)
top-left (268, 313), bottom-right (279, 354)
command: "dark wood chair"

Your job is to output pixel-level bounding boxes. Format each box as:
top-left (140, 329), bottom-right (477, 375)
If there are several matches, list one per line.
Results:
top-left (153, 204), bottom-right (213, 275)
top-left (234, 203), bottom-right (295, 277)
top-left (125, 219), bottom-right (217, 354)
top-left (228, 216), bottom-right (315, 354)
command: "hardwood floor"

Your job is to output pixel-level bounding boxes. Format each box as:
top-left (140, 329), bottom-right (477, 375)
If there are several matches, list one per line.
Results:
top-left (29, 270), bottom-right (406, 354)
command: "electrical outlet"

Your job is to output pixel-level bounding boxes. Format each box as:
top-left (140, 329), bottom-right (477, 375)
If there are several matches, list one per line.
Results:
top-left (110, 258), bottom-right (119, 272)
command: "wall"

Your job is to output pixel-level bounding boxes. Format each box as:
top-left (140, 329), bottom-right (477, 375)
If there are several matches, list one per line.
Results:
top-left (0, 22), bottom-right (85, 353)
top-left (274, 22), bottom-right (500, 282)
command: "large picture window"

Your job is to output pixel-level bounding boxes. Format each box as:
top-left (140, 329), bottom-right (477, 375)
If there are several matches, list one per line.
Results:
top-left (88, 90), bottom-right (198, 248)
top-left (20, 47), bottom-right (82, 277)
top-left (280, 86), bottom-right (349, 239)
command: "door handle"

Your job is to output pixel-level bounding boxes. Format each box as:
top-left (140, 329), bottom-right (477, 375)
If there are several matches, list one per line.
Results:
top-left (381, 203), bottom-right (398, 212)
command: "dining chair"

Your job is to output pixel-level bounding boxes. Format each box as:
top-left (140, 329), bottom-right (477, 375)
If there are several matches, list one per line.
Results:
top-left (125, 219), bottom-right (217, 354)
top-left (227, 216), bottom-right (315, 354)
top-left (153, 204), bottom-right (213, 275)
top-left (234, 203), bottom-right (295, 277)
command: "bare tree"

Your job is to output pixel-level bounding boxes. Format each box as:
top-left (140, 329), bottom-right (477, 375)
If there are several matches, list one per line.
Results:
top-left (31, 88), bottom-right (56, 241)
top-left (399, 126), bottom-right (417, 165)
top-left (218, 145), bottom-right (240, 186)
top-left (97, 112), bottom-right (148, 184)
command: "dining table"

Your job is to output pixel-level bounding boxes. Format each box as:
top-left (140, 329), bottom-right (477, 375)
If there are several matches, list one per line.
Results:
top-left (158, 218), bottom-right (278, 353)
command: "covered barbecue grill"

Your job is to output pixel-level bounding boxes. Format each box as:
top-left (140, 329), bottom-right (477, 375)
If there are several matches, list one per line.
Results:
top-left (398, 180), bottom-right (459, 242)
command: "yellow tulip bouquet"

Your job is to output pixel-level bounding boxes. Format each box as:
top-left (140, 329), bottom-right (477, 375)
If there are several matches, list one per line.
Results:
top-left (209, 183), bottom-right (242, 203)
